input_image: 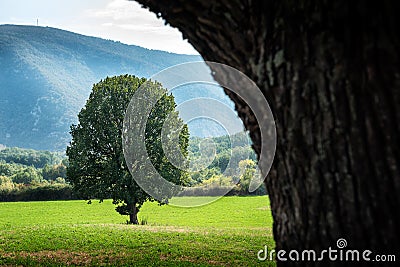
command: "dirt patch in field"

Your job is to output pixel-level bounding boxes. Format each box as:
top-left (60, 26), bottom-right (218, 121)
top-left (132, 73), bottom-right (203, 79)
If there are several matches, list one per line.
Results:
top-left (141, 225), bottom-right (193, 233)
top-left (1, 250), bottom-right (125, 265)
top-left (80, 224), bottom-right (273, 238)
top-left (159, 254), bottom-right (227, 266)
top-left (256, 206), bottom-right (270, 210)
top-left (82, 223), bottom-right (196, 234)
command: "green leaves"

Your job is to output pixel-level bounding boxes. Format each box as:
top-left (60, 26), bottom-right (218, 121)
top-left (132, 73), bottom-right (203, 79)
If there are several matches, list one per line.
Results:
top-left (66, 75), bottom-right (189, 222)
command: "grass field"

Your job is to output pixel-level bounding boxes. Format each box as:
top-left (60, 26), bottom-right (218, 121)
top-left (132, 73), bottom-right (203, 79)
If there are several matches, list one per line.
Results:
top-left (0, 196), bottom-right (275, 266)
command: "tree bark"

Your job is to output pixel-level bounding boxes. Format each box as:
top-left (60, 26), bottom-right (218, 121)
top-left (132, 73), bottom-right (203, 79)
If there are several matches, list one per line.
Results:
top-left (128, 202), bottom-right (139, 224)
top-left (134, 0), bottom-right (400, 265)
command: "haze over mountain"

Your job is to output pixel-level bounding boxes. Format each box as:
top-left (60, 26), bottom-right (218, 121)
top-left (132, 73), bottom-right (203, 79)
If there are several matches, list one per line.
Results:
top-left (0, 25), bottom-right (237, 151)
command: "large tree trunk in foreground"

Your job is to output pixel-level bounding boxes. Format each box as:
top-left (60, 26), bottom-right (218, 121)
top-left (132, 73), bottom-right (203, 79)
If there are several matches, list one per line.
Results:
top-left (135, 0), bottom-right (400, 265)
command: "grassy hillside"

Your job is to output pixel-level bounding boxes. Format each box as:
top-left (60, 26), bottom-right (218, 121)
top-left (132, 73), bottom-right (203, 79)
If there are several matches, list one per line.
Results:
top-left (0, 196), bottom-right (275, 266)
top-left (0, 25), bottom-right (232, 151)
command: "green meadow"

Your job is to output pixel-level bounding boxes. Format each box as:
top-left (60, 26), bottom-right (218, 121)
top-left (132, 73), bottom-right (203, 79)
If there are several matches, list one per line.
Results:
top-left (0, 196), bottom-right (275, 266)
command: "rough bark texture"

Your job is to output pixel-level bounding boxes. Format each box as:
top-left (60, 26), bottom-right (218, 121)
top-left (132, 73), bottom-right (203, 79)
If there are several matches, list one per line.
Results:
top-left (134, 0), bottom-right (400, 265)
top-left (128, 202), bottom-right (139, 224)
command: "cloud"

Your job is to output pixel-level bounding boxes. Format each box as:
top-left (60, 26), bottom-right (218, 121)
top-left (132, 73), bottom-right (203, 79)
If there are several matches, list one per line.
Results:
top-left (78, 0), bottom-right (198, 54)
top-left (101, 22), bottom-right (113, 27)
top-left (86, 0), bottom-right (155, 23)
top-left (117, 23), bottom-right (162, 31)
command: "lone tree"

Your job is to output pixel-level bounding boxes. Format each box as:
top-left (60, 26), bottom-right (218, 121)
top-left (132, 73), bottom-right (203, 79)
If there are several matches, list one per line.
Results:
top-left (66, 75), bottom-right (189, 224)
top-left (134, 0), bottom-right (400, 264)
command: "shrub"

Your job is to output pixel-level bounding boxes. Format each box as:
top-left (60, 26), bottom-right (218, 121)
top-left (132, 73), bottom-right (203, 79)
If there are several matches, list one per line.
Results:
top-left (0, 184), bottom-right (78, 202)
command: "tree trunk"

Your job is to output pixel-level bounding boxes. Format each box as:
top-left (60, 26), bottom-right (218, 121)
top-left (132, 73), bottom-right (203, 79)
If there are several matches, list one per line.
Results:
top-left (134, 0), bottom-right (400, 265)
top-left (129, 202), bottom-right (139, 224)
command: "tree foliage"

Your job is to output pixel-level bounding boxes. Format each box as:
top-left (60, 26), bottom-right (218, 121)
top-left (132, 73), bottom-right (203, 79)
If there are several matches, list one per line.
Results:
top-left (66, 75), bottom-right (189, 224)
top-left (0, 147), bottom-right (62, 168)
top-left (11, 166), bottom-right (42, 184)
top-left (0, 148), bottom-right (69, 201)
top-left (187, 133), bottom-right (259, 193)
top-left (42, 164), bottom-right (67, 181)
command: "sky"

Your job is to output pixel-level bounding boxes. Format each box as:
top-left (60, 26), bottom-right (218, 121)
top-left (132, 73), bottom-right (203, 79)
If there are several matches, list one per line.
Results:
top-left (0, 0), bottom-right (198, 55)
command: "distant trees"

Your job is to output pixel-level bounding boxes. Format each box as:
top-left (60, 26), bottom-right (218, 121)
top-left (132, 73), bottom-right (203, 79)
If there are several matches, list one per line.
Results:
top-left (237, 159), bottom-right (265, 195)
top-left (0, 149), bottom-right (70, 201)
top-left (199, 174), bottom-right (232, 187)
top-left (11, 166), bottom-right (42, 184)
top-left (66, 75), bottom-right (189, 224)
top-left (0, 175), bottom-right (14, 192)
top-left (0, 146), bottom-right (67, 184)
top-left (0, 147), bottom-right (61, 168)
top-left (185, 134), bottom-right (264, 195)
top-left (42, 164), bottom-right (66, 181)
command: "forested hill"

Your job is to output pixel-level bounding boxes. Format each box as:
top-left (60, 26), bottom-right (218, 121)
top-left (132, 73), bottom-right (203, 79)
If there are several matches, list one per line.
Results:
top-left (0, 25), bottom-right (231, 151)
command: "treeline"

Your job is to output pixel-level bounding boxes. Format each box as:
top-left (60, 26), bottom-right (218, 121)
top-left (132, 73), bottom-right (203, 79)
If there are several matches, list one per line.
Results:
top-left (0, 132), bottom-right (265, 202)
top-left (0, 147), bottom-right (76, 202)
top-left (0, 147), bottom-right (64, 168)
top-left (0, 184), bottom-right (75, 202)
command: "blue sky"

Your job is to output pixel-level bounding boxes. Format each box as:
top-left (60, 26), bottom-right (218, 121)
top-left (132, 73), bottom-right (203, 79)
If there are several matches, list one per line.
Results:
top-left (0, 0), bottom-right (198, 54)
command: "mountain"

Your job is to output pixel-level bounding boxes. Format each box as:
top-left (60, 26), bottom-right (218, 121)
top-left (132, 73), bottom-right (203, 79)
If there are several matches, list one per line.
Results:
top-left (0, 25), bottom-right (236, 151)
